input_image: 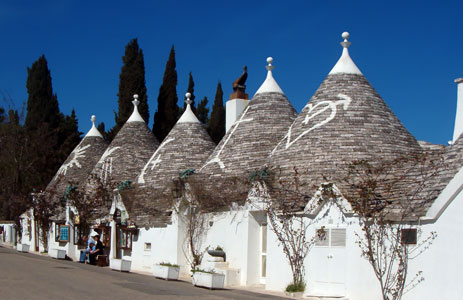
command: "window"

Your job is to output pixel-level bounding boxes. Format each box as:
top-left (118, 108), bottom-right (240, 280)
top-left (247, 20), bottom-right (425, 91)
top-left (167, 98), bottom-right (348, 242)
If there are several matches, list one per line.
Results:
top-left (59, 225), bottom-right (70, 242)
top-left (401, 229), bottom-right (417, 245)
top-left (73, 225), bottom-right (87, 246)
top-left (55, 223), bottom-right (62, 242)
top-left (144, 243), bottom-right (151, 251)
top-left (315, 227), bottom-right (346, 247)
top-left (118, 226), bottom-right (136, 250)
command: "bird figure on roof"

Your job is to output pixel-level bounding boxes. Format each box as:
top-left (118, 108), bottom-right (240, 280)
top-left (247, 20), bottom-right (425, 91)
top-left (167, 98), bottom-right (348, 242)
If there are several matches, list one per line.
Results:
top-left (230, 66), bottom-right (249, 100)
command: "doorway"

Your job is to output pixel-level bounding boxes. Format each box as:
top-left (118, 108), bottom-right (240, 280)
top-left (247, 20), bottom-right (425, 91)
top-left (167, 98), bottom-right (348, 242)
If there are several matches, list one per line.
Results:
top-left (310, 227), bottom-right (347, 297)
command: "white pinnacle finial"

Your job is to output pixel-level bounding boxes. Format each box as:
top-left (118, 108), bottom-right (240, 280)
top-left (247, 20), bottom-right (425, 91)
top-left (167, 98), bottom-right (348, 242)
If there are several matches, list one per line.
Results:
top-left (185, 92), bottom-right (192, 105)
top-left (328, 31), bottom-right (362, 75)
top-left (85, 114), bottom-right (103, 138)
top-left (255, 56), bottom-right (283, 95)
top-left (132, 94), bottom-right (140, 106)
top-left (127, 93), bottom-right (144, 123)
top-left (177, 92), bottom-right (200, 123)
top-left (341, 31), bottom-right (351, 48)
top-left (266, 57), bottom-right (274, 71)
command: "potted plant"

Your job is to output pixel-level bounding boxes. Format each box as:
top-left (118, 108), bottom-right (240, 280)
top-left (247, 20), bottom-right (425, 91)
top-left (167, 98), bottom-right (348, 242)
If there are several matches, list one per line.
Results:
top-left (153, 262), bottom-right (180, 280)
top-left (207, 246), bottom-right (226, 261)
top-left (284, 282), bottom-right (306, 298)
top-left (192, 268), bottom-right (225, 289)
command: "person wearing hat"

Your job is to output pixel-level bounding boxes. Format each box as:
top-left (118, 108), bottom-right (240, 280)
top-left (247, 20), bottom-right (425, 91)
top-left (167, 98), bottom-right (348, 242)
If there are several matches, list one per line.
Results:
top-left (89, 234), bottom-right (104, 265)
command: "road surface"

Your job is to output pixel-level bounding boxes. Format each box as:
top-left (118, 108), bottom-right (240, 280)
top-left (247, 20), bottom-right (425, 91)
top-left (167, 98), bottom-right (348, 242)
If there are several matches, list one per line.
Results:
top-left (0, 246), bottom-right (286, 300)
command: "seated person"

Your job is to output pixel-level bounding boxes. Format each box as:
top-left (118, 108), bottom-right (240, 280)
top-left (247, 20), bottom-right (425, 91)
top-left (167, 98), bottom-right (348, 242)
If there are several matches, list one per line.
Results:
top-left (79, 235), bottom-right (95, 263)
top-left (89, 234), bottom-right (104, 265)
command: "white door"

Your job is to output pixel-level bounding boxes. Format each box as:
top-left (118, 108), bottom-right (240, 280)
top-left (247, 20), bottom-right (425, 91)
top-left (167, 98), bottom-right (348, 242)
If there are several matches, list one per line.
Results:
top-left (310, 227), bottom-right (347, 297)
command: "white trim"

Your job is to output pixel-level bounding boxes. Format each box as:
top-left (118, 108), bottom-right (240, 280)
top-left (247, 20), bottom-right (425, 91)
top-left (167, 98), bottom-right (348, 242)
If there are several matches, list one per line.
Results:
top-left (423, 166), bottom-right (463, 221)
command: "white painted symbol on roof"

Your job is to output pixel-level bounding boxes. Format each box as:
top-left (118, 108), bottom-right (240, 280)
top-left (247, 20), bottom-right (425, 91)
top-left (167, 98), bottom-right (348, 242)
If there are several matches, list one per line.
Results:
top-left (271, 93), bottom-right (352, 154)
top-left (201, 106), bottom-right (254, 171)
top-left (57, 144), bottom-right (91, 176)
top-left (99, 146), bottom-right (121, 183)
top-left (138, 137), bottom-right (175, 184)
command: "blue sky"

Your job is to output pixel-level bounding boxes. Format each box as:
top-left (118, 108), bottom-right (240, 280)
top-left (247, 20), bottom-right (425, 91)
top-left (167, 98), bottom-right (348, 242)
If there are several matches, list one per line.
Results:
top-left (0, 0), bottom-right (461, 144)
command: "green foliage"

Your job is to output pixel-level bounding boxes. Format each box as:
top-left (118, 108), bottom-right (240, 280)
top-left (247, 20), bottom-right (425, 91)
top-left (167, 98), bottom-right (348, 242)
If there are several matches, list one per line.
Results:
top-left (159, 262), bottom-right (180, 267)
top-left (191, 268), bottom-right (217, 274)
top-left (117, 180), bottom-right (132, 191)
top-left (153, 45), bottom-right (179, 142)
top-left (249, 167), bottom-right (270, 182)
top-left (208, 82), bottom-right (225, 144)
top-left (196, 96), bottom-right (209, 125)
top-left (111, 38), bottom-right (149, 139)
top-left (285, 282), bottom-right (306, 293)
top-left (179, 168), bottom-right (195, 179)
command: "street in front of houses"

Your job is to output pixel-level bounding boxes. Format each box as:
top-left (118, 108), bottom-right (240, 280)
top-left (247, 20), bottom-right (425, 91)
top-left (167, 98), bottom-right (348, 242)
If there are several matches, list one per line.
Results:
top-left (0, 247), bottom-right (286, 300)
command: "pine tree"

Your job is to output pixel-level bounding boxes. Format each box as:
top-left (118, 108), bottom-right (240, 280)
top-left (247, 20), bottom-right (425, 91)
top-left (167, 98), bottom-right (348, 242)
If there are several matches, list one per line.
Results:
top-left (208, 82), bottom-right (225, 144)
top-left (25, 55), bottom-right (61, 131)
top-left (196, 96), bottom-right (209, 125)
top-left (184, 72), bottom-right (196, 113)
top-left (109, 38), bottom-right (149, 140)
top-left (153, 45), bottom-right (179, 142)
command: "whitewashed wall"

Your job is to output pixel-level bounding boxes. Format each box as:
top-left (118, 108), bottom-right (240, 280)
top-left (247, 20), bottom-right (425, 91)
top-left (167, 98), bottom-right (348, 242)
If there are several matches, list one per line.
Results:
top-left (404, 187), bottom-right (463, 300)
top-left (126, 213), bottom-right (187, 275)
top-left (265, 201), bottom-right (382, 299)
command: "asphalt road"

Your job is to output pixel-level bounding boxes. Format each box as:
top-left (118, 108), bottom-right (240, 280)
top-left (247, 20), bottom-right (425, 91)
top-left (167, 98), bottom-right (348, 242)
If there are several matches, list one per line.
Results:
top-left (0, 246), bottom-right (286, 300)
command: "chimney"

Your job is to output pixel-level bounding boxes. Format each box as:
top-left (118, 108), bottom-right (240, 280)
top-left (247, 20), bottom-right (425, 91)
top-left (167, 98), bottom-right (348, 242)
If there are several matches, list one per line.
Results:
top-left (453, 78), bottom-right (463, 142)
top-left (226, 66), bottom-right (249, 132)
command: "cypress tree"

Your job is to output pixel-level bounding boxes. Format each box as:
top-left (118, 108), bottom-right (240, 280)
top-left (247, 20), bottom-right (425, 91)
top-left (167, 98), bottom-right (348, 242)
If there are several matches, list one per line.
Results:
top-left (153, 45), bottom-right (179, 142)
top-left (196, 96), bottom-right (209, 125)
top-left (59, 109), bottom-right (82, 157)
top-left (208, 82), bottom-right (225, 144)
top-left (110, 38), bottom-right (149, 140)
top-left (25, 55), bottom-right (61, 131)
top-left (23, 55), bottom-right (81, 190)
top-left (0, 107), bottom-right (5, 124)
top-left (184, 72), bottom-right (196, 114)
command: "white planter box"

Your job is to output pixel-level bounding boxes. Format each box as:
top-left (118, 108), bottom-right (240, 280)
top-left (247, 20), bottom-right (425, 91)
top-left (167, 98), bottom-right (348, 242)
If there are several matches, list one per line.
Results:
top-left (110, 258), bottom-right (131, 272)
top-left (153, 264), bottom-right (180, 280)
top-left (49, 248), bottom-right (66, 259)
top-left (192, 272), bottom-right (225, 289)
top-left (16, 243), bottom-right (30, 253)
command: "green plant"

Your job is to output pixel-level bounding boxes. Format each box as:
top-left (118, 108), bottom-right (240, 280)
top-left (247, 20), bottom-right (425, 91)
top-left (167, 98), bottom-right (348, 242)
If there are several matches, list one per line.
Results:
top-left (159, 262), bottom-right (179, 268)
top-left (285, 282), bottom-right (306, 293)
top-left (191, 268), bottom-right (217, 274)
top-left (215, 246), bottom-right (223, 251)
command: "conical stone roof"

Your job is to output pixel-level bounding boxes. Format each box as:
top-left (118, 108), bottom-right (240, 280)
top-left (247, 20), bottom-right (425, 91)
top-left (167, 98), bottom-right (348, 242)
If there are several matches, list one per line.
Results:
top-left (137, 95), bottom-right (216, 188)
top-left (269, 32), bottom-right (421, 198)
top-left (200, 57), bottom-right (297, 179)
top-left (46, 116), bottom-right (107, 220)
top-left (88, 96), bottom-right (159, 187)
top-left (125, 95), bottom-right (216, 226)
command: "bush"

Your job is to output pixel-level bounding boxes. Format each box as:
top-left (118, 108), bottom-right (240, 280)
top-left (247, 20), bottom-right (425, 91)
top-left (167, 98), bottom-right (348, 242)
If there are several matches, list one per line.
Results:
top-left (285, 282), bottom-right (306, 293)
